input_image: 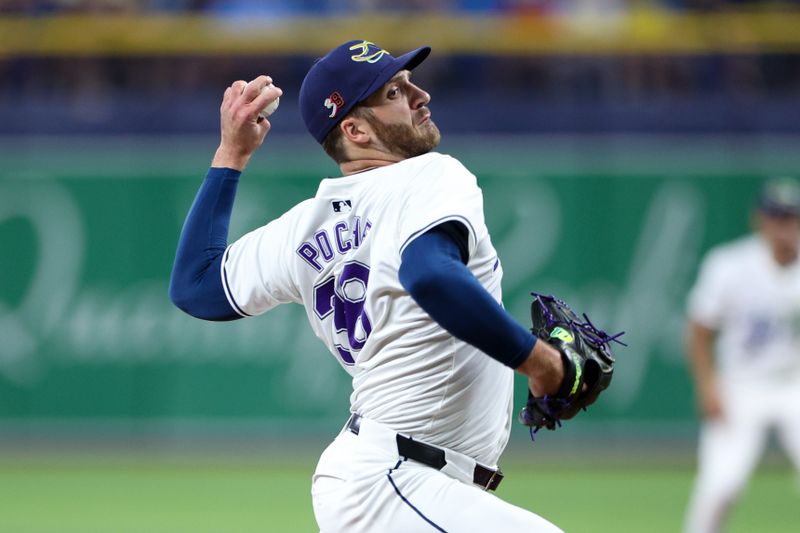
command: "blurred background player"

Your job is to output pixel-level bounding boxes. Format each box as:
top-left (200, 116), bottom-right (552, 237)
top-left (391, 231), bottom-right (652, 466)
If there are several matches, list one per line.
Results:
top-left (684, 178), bottom-right (800, 533)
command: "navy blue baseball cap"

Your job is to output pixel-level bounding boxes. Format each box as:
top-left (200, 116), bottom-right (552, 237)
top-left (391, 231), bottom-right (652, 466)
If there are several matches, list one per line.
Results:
top-left (758, 178), bottom-right (800, 217)
top-left (300, 40), bottom-right (431, 144)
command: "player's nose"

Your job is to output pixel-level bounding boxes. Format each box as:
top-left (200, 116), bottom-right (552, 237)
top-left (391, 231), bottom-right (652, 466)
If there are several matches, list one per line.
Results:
top-left (409, 83), bottom-right (430, 109)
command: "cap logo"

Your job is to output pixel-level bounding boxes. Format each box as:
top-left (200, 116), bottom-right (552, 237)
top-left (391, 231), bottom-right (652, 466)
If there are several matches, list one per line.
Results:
top-left (349, 40), bottom-right (389, 64)
top-left (324, 92), bottom-right (345, 118)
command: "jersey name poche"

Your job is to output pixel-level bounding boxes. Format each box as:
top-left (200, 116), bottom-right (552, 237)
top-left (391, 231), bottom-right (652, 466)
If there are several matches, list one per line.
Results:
top-left (221, 152), bottom-right (513, 465)
top-left (296, 215), bottom-right (372, 272)
top-left (688, 235), bottom-right (800, 380)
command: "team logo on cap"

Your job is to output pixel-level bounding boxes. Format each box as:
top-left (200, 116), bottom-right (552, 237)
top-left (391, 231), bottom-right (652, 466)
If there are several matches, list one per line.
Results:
top-left (324, 91), bottom-right (345, 118)
top-left (349, 40), bottom-right (389, 64)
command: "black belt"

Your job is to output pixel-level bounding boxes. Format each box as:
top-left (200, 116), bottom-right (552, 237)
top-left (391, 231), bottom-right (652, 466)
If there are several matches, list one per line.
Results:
top-left (346, 413), bottom-right (504, 491)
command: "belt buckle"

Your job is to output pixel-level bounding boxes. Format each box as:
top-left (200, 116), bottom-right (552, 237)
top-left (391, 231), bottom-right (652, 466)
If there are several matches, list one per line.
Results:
top-left (484, 470), bottom-right (498, 491)
top-left (481, 467), bottom-right (503, 491)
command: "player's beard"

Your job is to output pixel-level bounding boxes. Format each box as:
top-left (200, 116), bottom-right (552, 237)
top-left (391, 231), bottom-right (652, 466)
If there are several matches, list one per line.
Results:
top-left (364, 110), bottom-right (441, 159)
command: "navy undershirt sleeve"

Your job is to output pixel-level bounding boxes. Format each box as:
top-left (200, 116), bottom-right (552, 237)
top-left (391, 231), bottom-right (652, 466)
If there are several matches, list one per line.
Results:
top-left (398, 223), bottom-right (537, 369)
top-left (168, 167), bottom-right (242, 321)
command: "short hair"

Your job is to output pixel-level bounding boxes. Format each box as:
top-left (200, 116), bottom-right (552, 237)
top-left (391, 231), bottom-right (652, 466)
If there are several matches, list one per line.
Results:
top-left (321, 105), bottom-right (374, 164)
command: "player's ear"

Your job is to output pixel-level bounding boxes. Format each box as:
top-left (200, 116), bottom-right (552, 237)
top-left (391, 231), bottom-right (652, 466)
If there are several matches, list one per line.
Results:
top-left (340, 116), bottom-right (372, 147)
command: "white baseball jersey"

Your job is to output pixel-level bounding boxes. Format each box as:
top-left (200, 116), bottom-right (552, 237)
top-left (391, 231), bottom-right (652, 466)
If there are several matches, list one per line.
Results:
top-left (221, 152), bottom-right (513, 465)
top-left (687, 234), bottom-right (800, 381)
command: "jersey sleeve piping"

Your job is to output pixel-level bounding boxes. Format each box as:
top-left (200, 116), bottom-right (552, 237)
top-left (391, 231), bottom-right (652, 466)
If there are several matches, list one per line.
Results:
top-left (399, 215), bottom-right (477, 257)
top-left (220, 245), bottom-right (252, 318)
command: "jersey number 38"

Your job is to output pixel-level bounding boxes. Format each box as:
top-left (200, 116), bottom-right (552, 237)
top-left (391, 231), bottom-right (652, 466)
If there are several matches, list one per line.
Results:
top-left (313, 261), bottom-right (372, 365)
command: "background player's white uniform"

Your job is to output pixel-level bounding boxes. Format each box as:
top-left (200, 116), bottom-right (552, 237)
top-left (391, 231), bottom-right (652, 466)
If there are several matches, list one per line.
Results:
top-left (684, 234), bottom-right (800, 533)
top-left (222, 152), bottom-right (561, 532)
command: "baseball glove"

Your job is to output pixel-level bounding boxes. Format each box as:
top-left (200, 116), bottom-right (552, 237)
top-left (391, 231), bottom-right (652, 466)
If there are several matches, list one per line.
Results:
top-left (519, 293), bottom-right (624, 439)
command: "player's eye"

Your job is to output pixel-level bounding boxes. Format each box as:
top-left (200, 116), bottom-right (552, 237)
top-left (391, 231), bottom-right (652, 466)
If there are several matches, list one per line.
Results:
top-left (387, 87), bottom-right (399, 99)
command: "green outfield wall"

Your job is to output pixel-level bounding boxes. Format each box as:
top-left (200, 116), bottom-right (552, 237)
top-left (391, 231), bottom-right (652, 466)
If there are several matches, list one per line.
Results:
top-left (1, 135), bottom-right (797, 436)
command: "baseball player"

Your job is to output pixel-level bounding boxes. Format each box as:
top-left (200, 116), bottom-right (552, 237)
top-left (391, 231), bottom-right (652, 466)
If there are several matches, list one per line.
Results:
top-left (683, 178), bottom-right (800, 533)
top-left (169, 40), bottom-right (568, 532)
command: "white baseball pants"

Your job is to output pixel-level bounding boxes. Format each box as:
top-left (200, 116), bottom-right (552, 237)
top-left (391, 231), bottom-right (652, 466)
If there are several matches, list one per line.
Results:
top-left (311, 415), bottom-right (563, 533)
top-left (684, 376), bottom-right (800, 533)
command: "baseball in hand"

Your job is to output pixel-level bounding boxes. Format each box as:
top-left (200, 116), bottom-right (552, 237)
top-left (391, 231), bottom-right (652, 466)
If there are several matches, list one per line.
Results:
top-left (245, 82), bottom-right (280, 118)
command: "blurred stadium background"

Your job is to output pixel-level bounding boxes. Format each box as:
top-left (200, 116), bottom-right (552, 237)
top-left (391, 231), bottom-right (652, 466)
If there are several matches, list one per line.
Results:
top-left (2, 1), bottom-right (800, 532)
